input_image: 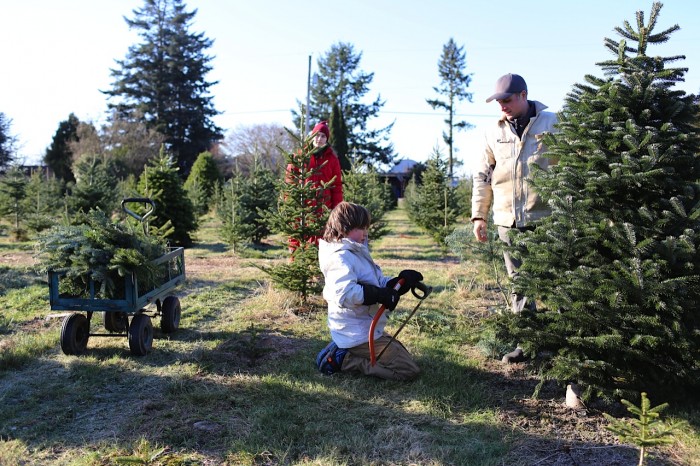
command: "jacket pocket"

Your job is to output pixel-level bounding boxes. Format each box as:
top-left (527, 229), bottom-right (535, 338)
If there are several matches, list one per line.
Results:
top-left (494, 137), bottom-right (516, 163)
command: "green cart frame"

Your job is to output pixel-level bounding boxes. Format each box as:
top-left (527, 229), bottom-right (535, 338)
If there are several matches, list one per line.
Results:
top-left (48, 198), bottom-right (186, 356)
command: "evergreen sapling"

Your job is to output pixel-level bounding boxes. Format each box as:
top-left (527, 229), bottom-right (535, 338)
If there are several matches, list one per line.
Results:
top-left (258, 128), bottom-right (332, 302)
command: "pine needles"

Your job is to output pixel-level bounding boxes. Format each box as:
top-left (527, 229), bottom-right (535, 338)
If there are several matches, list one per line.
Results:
top-left (35, 210), bottom-right (167, 299)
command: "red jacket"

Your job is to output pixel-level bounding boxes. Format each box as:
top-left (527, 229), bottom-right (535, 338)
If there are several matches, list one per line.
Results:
top-left (286, 145), bottom-right (343, 248)
top-left (286, 145), bottom-right (343, 210)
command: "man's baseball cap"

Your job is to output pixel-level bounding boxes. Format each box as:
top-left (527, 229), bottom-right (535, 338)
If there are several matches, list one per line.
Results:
top-left (485, 73), bottom-right (527, 102)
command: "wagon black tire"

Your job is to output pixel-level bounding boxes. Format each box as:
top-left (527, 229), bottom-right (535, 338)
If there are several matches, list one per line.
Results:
top-left (128, 314), bottom-right (153, 356)
top-left (104, 311), bottom-right (128, 333)
top-left (60, 313), bottom-right (90, 355)
top-left (161, 296), bottom-right (181, 333)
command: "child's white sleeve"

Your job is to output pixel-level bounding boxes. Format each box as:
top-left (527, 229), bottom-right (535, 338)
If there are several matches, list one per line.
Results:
top-left (324, 261), bottom-right (365, 307)
top-left (378, 270), bottom-right (395, 288)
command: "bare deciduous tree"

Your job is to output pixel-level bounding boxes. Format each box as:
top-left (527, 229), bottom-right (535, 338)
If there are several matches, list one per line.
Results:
top-left (69, 113), bottom-right (166, 179)
top-left (221, 123), bottom-right (295, 177)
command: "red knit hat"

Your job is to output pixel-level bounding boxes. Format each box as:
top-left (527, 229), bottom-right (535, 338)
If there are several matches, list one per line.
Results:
top-left (312, 121), bottom-right (330, 139)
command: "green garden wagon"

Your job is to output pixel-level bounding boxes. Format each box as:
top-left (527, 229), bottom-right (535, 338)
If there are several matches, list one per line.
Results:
top-left (47, 198), bottom-right (186, 356)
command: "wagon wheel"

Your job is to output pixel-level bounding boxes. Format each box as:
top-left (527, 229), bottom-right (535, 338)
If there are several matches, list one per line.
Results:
top-left (160, 296), bottom-right (181, 334)
top-left (60, 313), bottom-right (90, 355)
top-left (128, 313), bottom-right (153, 356)
top-left (104, 311), bottom-right (128, 333)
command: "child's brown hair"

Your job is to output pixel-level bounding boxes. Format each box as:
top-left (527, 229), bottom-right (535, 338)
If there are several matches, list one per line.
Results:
top-left (323, 202), bottom-right (371, 242)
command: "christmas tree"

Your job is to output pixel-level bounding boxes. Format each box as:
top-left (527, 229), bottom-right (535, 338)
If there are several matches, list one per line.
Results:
top-left (405, 147), bottom-right (460, 245)
top-left (184, 151), bottom-right (223, 216)
top-left (342, 158), bottom-right (393, 241)
top-left (67, 154), bottom-right (119, 216)
top-left (0, 166), bottom-right (28, 240)
top-left (497, 2), bottom-right (700, 400)
top-left (23, 169), bottom-right (65, 234)
top-left (137, 148), bottom-right (197, 247)
top-left (217, 156), bottom-right (277, 249)
top-left (259, 129), bottom-right (333, 302)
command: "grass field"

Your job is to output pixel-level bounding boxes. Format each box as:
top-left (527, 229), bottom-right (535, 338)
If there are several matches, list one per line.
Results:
top-left (0, 205), bottom-right (698, 465)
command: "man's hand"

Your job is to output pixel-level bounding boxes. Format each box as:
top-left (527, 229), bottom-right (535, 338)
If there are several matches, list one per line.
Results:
top-left (473, 219), bottom-right (488, 243)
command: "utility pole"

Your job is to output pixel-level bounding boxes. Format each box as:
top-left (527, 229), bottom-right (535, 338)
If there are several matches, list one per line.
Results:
top-left (305, 54), bottom-right (311, 136)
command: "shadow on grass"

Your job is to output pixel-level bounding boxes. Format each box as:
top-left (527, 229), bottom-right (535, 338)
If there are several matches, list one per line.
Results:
top-left (190, 240), bottom-right (286, 261)
top-left (0, 327), bottom-right (683, 465)
top-left (238, 242), bottom-right (287, 260)
top-left (373, 248), bottom-right (449, 262)
top-left (190, 241), bottom-right (229, 254)
top-left (0, 266), bottom-right (44, 295)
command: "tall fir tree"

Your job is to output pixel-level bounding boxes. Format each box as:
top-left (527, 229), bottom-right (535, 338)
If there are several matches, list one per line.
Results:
top-left (104, 0), bottom-right (222, 176)
top-left (426, 38), bottom-right (474, 179)
top-left (329, 103), bottom-right (351, 171)
top-left (44, 113), bottom-right (80, 183)
top-left (138, 147), bottom-right (197, 247)
top-left (496, 2), bottom-right (700, 400)
top-left (294, 42), bottom-right (395, 166)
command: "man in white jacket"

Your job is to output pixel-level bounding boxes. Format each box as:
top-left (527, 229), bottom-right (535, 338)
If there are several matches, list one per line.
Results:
top-left (471, 73), bottom-right (558, 363)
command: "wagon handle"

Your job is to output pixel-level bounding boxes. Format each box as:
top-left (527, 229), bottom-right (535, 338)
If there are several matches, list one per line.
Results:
top-left (121, 198), bottom-right (156, 235)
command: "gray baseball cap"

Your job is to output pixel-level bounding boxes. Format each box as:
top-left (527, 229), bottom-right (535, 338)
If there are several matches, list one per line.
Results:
top-left (485, 73), bottom-right (527, 102)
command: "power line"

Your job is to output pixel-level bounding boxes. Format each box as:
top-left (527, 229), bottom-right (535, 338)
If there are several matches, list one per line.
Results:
top-left (222, 109), bottom-right (496, 118)
top-left (223, 109), bottom-right (290, 115)
top-left (382, 111), bottom-right (496, 118)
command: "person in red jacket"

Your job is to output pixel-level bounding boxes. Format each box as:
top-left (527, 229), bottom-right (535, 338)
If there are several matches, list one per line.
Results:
top-left (307, 120), bottom-right (344, 210)
top-left (287, 121), bottom-right (344, 251)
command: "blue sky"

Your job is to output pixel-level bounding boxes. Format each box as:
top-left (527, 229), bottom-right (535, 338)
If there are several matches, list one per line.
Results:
top-left (2, 0), bottom-right (699, 175)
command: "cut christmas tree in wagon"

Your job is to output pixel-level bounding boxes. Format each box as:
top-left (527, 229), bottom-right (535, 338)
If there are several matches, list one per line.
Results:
top-left (37, 198), bottom-right (186, 356)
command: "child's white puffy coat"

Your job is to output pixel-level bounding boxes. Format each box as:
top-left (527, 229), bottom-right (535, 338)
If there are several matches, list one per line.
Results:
top-left (318, 238), bottom-right (392, 348)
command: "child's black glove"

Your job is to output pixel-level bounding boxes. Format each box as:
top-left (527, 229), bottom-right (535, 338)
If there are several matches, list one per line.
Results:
top-left (362, 284), bottom-right (400, 311)
top-left (387, 270), bottom-right (424, 295)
